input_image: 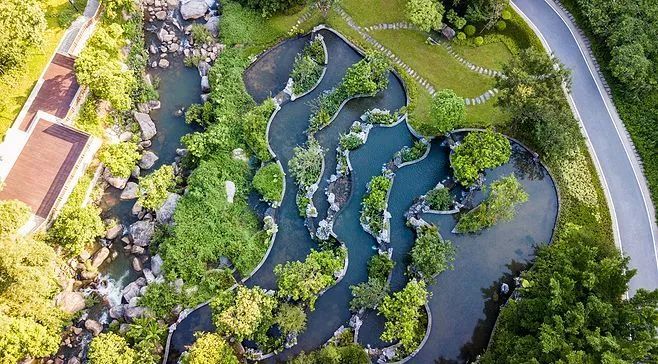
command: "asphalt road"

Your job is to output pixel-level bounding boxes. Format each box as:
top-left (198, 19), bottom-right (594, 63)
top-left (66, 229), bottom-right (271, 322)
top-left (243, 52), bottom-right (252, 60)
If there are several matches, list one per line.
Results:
top-left (512, 0), bottom-right (658, 293)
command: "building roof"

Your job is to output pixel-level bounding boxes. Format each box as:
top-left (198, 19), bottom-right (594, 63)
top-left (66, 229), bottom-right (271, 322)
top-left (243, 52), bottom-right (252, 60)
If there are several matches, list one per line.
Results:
top-left (0, 117), bottom-right (90, 218)
top-left (19, 53), bottom-right (80, 131)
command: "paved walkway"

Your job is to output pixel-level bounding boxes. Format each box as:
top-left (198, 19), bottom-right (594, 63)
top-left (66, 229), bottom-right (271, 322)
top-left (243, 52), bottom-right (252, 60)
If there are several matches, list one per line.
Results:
top-left (512, 0), bottom-right (658, 293)
top-left (58, 0), bottom-right (101, 56)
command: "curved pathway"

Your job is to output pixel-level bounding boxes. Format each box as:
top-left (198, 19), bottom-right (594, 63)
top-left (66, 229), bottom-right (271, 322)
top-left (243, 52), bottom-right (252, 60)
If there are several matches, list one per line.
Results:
top-left (512, 0), bottom-right (658, 293)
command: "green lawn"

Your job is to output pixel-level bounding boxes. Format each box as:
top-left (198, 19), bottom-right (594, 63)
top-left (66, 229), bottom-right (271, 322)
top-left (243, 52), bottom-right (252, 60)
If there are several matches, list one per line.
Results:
top-left (451, 42), bottom-right (513, 71)
top-left (0, 0), bottom-right (77, 139)
top-left (370, 29), bottom-right (495, 98)
top-left (340, 0), bottom-right (406, 26)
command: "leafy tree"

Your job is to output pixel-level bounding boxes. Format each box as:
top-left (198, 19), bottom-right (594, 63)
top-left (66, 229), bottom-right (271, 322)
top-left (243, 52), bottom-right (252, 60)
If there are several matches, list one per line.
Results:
top-left (275, 249), bottom-right (344, 309)
top-left (360, 175), bottom-right (393, 235)
top-left (350, 278), bottom-right (390, 311)
top-left (181, 122), bottom-right (235, 161)
top-left (138, 165), bottom-right (176, 210)
top-left (185, 102), bottom-right (216, 127)
top-left (99, 142), bottom-right (141, 178)
top-left (456, 174), bottom-right (528, 233)
top-left (236, 0), bottom-right (305, 17)
top-left (610, 42), bottom-right (652, 94)
top-left (0, 0), bottom-right (46, 76)
top-left (253, 162), bottom-right (284, 204)
top-left (410, 224), bottom-right (456, 278)
top-left (0, 200), bottom-right (31, 235)
top-left (0, 234), bottom-right (66, 363)
top-left (379, 279), bottom-right (428, 352)
top-left (290, 344), bottom-right (369, 364)
top-left (211, 286), bottom-right (277, 340)
top-left (451, 130), bottom-right (511, 186)
top-left (405, 0), bottom-right (444, 32)
top-left (48, 205), bottom-right (104, 256)
top-left (367, 254), bottom-right (395, 282)
top-left (446, 9), bottom-right (467, 29)
top-left (289, 138), bottom-right (323, 187)
top-left (425, 187), bottom-right (452, 210)
top-left (275, 303), bottom-right (307, 335)
top-left (483, 238), bottom-right (658, 363)
top-left (104, 0), bottom-right (136, 19)
top-left (430, 89), bottom-right (465, 134)
top-left (465, 0), bottom-right (508, 30)
top-left (242, 99), bottom-right (277, 161)
top-left (182, 332), bottom-right (239, 364)
top-left (88, 333), bottom-right (136, 364)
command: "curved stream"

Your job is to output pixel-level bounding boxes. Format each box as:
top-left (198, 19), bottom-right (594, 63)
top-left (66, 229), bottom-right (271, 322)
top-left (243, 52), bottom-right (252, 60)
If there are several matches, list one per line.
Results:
top-left (167, 29), bottom-right (558, 363)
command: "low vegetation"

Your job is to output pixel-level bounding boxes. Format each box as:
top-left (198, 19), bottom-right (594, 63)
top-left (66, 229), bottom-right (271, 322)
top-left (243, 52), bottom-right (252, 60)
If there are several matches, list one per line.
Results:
top-left (290, 36), bottom-right (326, 95)
top-left (138, 165), bottom-right (176, 210)
top-left (253, 162), bottom-right (285, 204)
top-left (360, 175), bottom-right (393, 236)
top-left (243, 98), bottom-right (277, 162)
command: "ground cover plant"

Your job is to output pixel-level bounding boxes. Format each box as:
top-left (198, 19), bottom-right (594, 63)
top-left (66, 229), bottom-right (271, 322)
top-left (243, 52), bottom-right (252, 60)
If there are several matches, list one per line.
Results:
top-left (253, 162), bottom-right (285, 204)
top-left (456, 174), bottom-right (528, 233)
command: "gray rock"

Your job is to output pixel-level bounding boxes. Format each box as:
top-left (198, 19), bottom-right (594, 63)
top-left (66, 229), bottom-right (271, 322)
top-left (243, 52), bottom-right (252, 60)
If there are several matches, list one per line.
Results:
top-left (90, 247), bottom-right (110, 268)
top-left (139, 151), bottom-right (159, 169)
top-left (122, 282), bottom-right (141, 303)
top-left (200, 93), bottom-right (210, 103)
top-left (129, 220), bottom-right (155, 247)
top-left (109, 305), bottom-right (125, 319)
top-left (155, 10), bottom-right (167, 20)
top-left (131, 245), bottom-right (145, 255)
top-left (180, 0), bottom-right (208, 20)
top-left (205, 16), bottom-right (220, 37)
top-left (175, 148), bottom-right (188, 157)
top-left (132, 201), bottom-right (143, 216)
top-left (132, 257), bottom-right (143, 272)
top-left (84, 320), bottom-right (103, 336)
top-left (143, 268), bottom-right (156, 284)
top-left (102, 168), bottom-right (128, 189)
top-left (131, 166), bottom-right (141, 179)
top-left (68, 356), bottom-right (81, 364)
top-left (157, 28), bottom-right (169, 42)
top-left (119, 131), bottom-right (133, 142)
top-left (232, 148), bottom-right (248, 161)
top-left (200, 76), bottom-right (210, 93)
top-left (124, 306), bottom-right (147, 321)
top-left (158, 58), bottom-right (170, 68)
top-left (149, 44), bottom-right (158, 54)
top-left (55, 292), bottom-right (86, 314)
top-left (134, 112), bottom-right (157, 140)
top-left (225, 181), bottom-right (236, 203)
top-left (168, 43), bottom-right (180, 52)
top-left (148, 100), bottom-right (161, 110)
top-left (156, 193), bottom-right (181, 224)
top-left (139, 140), bottom-right (152, 149)
top-left (120, 182), bottom-right (139, 200)
top-left (151, 254), bottom-right (164, 276)
top-left (105, 223), bottom-right (124, 240)
top-left (197, 61), bottom-right (210, 77)
top-left (167, 0), bottom-right (180, 6)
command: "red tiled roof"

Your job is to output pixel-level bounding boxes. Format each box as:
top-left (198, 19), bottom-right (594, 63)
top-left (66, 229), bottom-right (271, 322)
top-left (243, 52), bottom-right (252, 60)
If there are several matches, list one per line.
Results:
top-left (0, 118), bottom-right (89, 218)
top-left (19, 53), bottom-right (80, 131)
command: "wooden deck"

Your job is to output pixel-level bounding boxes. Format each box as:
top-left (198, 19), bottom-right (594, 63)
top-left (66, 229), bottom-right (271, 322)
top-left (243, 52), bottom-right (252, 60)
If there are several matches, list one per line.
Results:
top-left (19, 53), bottom-right (80, 131)
top-left (0, 118), bottom-right (89, 218)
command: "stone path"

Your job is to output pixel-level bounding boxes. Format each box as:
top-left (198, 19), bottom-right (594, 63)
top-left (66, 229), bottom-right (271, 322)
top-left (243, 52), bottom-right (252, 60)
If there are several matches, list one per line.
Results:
top-left (333, 8), bottom-right (498, 105)
top-left (58, 0), bottom-right (101, 56)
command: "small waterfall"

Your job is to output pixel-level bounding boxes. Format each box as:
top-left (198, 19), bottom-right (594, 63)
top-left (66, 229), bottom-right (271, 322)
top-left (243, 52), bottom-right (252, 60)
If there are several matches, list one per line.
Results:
top-left (95, 269), bottom-right (131, 307)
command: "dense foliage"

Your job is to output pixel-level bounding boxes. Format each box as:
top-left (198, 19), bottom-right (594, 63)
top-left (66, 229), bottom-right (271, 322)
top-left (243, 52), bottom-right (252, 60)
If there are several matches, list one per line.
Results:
top-left (48, 204), bottom-right (105, 256)
top-left (275, 249), bottom-right (344, 309)
top-left (496, 48), bottom-right (579, 158)
top-left (88, 333), bottom-right (136, 364)
top-left (350, 277), bottom-right (389, 311)
top-left (397, 140), bottom-right (427, 163)
top-left (430, 89), bottom-right (465, 134)
top-left (211, 286), bottom-right (277, 340)
top-left (243, 98), bottom-right (277, 161)
top-left (0, 234), bottom-right (68, 363)
top-left (138, 165), bottom-right (176, 210)
top-left (379, 279), bottom-right (428, 353)
top-left (405, 0), bottom-right (444, 32)
top-left (425, 186), bottom-right (452, 210)
top-left (291, 37), bottom-right (326, 95)
top-left (289, 138), bottom-right (323, 188)
top-left (0, 0), bottom-right (46, 78)
top-left (253, 162), bottom-right (285, 204)
top-left (99, 142), bottom-right (141, 179)
top-left (182, 332), bottom-right (239, 364)
top-left (275, 303), bottom-right (307, 335)
top-left (360, 175), bottom-right (393, 235)
top-left (236, 0), bottom-right (305, 17)
top-left (483, 236), bottom-right (658, 363)
top-left (290, 343), bottom-right (370, 364)
top-left (410, 225), bottom-right (455, 279)
top-left (451, 130), bottom-right (511, 186)
top-left (456, 174), bottom-right (528, 233)
top-left (465, 0), bottom-right (508, 31)
top-left (0, 199), bottom-right (31, 235)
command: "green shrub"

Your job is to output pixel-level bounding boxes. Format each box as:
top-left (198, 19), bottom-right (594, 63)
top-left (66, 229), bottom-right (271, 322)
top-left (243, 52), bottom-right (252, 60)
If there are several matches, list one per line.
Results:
top-left (88, 333), bottom-right (135, 364)
top-left (474, 36), bottom-right (484, 46)
top-left (464, 24), bottom-right (476, 36)
top-left (181, 332), bottom-right (238, 364)
top-left (211, 286), bottom-right (277, 340)
top-left (495, 20), bottom-right (507, 31)
top-left (208, 48), bottom-right (256, 124)
top-left (360, 175), bottom-right (393, 235)
top-left (75, 98), bottom-right (106, 137)
top-left (339, 133), bottom-right (363, 151)
top-left (398, 140), bottom-right (427, 162)
top-left (411, 224), bottom-right (455, 278)
top-left (253, 162), bottom-right (284, 204)
top-left (0, 200), bottom-right (31, 236)
top-left (456, 174), bottom-right (528, 233)
top-left (451, 131), bottom-right (511, 186)
top-left (350, 278), bottom-right (389, 311)
top-left (430, 89), bottom-right (465, 134)
top-left (446, 9), bottom-right (467, 30)
top-left (501, 9), bottom-right (511, 20)
top-left (99, 142), bottom-right (140, 179)
top-left (290, 344), bottom-right (369, 364)
top-left (363, 108), bottom-right (398, 125)
top-left (405, 0), bottom-right (445, 32)
top-left (368, 254), bottom-right (395, 282)
top-left (190, 23), bottom-right (212, 44)
top-left (302, 36), bottom-right (326, 65)
top-left (185, 102), bottom-right (215, 127)
top-left (138, 282), bottom-right (182, 320)
top-left (379, 279), bottom-right (428, 353)
top-left (426, 187), bottom-right (452, 210)
top-left (48, 205), bottom-right (104, 256)
top-left (125, 317), bottom-right (168, 364)
top-left (275, 303), bottom-right (307, 335)
top-left (291, 55), bottom-right (324, 95)
top-left (243, 98), bottom-right (277, 161)
top-left (138, 165), bottom-right (176, 210)
top-left (289, 138), bottom-right (323, 188)
top-left (456, 31), bottom-right (466, 40)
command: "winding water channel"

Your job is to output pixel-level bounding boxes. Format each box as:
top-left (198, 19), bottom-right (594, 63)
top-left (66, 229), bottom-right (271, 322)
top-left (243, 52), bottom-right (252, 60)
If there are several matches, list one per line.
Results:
top-left (166, 29), bottom-right (558, 363)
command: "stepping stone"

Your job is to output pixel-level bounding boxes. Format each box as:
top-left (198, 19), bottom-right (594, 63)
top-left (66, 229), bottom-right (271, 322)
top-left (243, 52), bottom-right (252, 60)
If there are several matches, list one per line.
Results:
top-left (465, 98), bottom-right (471, 105)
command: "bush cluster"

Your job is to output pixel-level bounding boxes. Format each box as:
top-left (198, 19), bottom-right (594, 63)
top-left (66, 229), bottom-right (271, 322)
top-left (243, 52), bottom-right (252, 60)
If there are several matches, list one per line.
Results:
top-left (253, 162), bottom-right (284, 204)
top-left (360, 175), bottom-right (393, 235)
top-left (426, 187), bottom-right (452, 210)
top-left (451, 130), bottom-right (511, 186)
top-left (290, 37), bottom-right (326, 95)
top-left (397, 140), bottom-right (428, 163)
top-left (410, 225), bottom-right (455, 279)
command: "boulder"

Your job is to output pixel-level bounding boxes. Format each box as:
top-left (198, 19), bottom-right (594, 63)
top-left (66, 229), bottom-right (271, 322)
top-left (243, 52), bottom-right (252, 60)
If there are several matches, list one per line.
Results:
top-left (120, 182), bottom-right (139, 200)
top-left (90, 247), bottom-right (110, 268)
top-left (129, 221), bottom-right (155, 247)
top-left (180, 0), bottom-right (208, 20)
top-left (200, 76), bottom-right (210, 93)
top-left (151, 254), bottom-right (164, 276)
top-left (166, 0), bottom-right (180, 6)
top-left (158, 58), bottom-right (170, 68)
top-left (131, 245), bottom-right (145, 255)
top-left (143, 268), bottom-right (156, 284)
top-left (156, 193), bottom-right (181, 224)
top-left (157, 28), bottom-right (169, 42)
top-left (105, 223), bottom-right (124, 240)
top-left (168, 43), bottom-right (180, 52)
top-left (205, 16), bottom-right (220, 37)
top-left (119, 131), bottom-right (133, 142)
top-left (225, 181), bottom-right (236, 203)
top-left (148, 100), bottom-right (161, 110)
top-left (68, 357), bottom-right (81, 364)
top-left (132, 201), bottom-right (144, 216)
top-left (131, 166), bottom-right (141, 179)
top-left (133, 112), bottom-right (157, 140)
top-left (139, 151), bottom-right (159, 169)
top-left (132, 257), bottom-right (143, 272)
top-left (109, 305), bottom-right (125, 320)
top-left (155, 10), bottom-right (167, 20)
top-left (124, 306), bottom-right (148, 321)
top-left (200, 93), bottom-right (210, 103)
top-left (197, 61), bottom-right (210, 77)
top-left (122, 282), bottom-right (141, 302)
top-left (55, 292), bottom-right (86, 314)
top-left (139, 140), bottom-right (152, 149)
top-left (84, 320), bottom-right (103, 336)
top-left (103, 168), bottom-right (128, 189)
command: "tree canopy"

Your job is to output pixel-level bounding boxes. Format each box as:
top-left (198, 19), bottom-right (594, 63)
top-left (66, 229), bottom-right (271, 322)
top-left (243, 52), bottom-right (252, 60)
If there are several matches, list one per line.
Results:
top-left (211, 286), bottom-right (277, 340)
top-left (379, 279), bottom-right (428, 353)
top-left (405, 0), bottom-right (445, 32)
top-left (0, 200), bottom-right (31, 235)
top-left (451, 130), bottom-right (511, 186)
top-left (0, 0), bottom-right (46, 77)
top-left (410, 224), bottom-right (456, 278)
top-left (48, 204), bottom-right (105, 256)
top-left (182, 332), bottom-right (239, 364)
top-left (138, 165), bottom-right (176, 210)
top-left (430, 89), bottom-right (465, 134)
top-left (88, 333), bottom-right (136, 364)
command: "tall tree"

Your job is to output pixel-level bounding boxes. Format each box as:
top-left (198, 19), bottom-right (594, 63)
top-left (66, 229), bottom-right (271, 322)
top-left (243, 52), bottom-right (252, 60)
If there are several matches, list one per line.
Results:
top-left (0, 0), bottom-right (46, 76)
top-left (430, 89), bottom-right (465, 134)
top-left (405, 0), bottom-right (445, 32)
top-left (379, 279), bottom-right (429, 353)
top-left (182, 332), bottom-right (239, 364)
top-left (465, 0), bottom-right (508, 30)
top-left (88, 333), bottom-right (136, 364)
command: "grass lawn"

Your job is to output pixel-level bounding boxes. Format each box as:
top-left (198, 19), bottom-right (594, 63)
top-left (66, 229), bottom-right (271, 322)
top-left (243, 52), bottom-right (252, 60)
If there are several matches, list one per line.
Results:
top-left (340, 0), bottom-right (406, 26)
top-left (370, 29), bottom-right (495, 98)
top-left (0, 0), bottom-right (77, 140)
top-left (451, 42), bottom-right (513, 71)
